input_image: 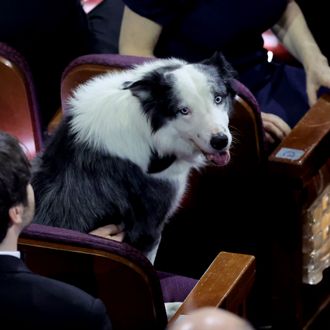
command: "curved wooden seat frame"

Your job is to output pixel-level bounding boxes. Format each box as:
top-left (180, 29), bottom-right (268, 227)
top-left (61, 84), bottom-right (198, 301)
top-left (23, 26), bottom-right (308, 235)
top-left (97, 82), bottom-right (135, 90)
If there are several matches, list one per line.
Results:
top-left (19, 224), bottom-right (255, 330)
top-left (0, 43), bottom-right (42, 158)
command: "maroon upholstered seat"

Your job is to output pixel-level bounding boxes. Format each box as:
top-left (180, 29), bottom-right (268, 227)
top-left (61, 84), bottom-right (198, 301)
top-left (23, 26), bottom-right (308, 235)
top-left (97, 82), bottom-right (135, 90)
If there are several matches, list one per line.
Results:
top-left (0, 42), bottom-right (42, 159)
top-left (19, 223), bottom-right (256, 330)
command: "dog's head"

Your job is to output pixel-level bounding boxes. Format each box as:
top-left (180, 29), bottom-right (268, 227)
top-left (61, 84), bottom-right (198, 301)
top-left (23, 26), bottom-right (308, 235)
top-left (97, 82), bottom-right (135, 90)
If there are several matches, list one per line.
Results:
top-left (124, 52), bottom-right (236, 167)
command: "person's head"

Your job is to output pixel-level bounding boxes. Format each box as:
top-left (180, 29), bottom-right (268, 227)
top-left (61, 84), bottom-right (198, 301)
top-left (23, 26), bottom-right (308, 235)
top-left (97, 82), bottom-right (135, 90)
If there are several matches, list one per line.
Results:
top-left (168, 307), bottom-right (254, 330)
top-left (0, 131), bottom-right (34, 243)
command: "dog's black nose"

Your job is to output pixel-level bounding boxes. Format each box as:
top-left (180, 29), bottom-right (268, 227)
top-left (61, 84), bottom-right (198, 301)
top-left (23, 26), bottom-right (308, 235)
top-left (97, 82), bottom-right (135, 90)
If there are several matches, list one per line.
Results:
top-left (210, 133), bottom-right (228, 150)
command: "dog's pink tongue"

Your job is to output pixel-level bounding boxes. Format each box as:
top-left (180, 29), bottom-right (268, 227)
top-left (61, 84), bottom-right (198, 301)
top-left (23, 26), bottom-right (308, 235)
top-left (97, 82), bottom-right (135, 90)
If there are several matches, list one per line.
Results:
top-left (206, 150), bottom-right (230, 166)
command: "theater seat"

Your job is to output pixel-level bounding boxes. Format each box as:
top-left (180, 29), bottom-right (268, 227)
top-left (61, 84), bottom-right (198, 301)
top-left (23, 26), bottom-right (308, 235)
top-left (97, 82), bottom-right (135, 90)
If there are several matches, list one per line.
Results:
top-left (0, 42), bottom-right (42, 159)
top-left (19, 223), bottom-right (255, 330)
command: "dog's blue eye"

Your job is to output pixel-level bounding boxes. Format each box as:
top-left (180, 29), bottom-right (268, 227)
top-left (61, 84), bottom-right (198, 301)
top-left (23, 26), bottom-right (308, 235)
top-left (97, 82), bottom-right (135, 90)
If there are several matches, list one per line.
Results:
top-left (214, 95), bottom-right (223, 104)
top-left (179, 107), bottom-right (190, 115)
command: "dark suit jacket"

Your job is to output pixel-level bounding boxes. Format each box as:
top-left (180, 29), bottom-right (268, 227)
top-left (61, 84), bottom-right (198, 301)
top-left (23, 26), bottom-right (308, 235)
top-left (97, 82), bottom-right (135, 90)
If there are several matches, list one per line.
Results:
top-left (0, 255), bottom-right (112, 330)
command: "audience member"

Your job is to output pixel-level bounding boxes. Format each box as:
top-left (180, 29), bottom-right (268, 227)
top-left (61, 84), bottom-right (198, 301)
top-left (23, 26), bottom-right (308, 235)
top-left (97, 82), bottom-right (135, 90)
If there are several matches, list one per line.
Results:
top-left (168, 307), bottom-right (255, 330)
top-left (0, 130), bottom-right (112, 329)
top-left (0, 0), bottom-right (93, 132)
top-left (119, 0), bottom-right (330, 145)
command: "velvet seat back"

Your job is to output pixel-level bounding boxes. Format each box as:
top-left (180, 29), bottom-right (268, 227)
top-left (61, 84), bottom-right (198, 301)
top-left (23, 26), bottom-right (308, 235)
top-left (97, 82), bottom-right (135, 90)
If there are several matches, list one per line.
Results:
top-left (0, 42), bottom-right (42, 158)
top-left (20, 223), bottom-right (167, 330)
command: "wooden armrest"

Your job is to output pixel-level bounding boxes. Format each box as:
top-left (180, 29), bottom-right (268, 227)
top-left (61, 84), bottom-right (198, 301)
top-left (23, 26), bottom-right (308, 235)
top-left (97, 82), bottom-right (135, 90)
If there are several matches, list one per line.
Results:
top-left (269, 93), bottom-right (330, 180)
top-left (168, 252), bottom-right (256, 326)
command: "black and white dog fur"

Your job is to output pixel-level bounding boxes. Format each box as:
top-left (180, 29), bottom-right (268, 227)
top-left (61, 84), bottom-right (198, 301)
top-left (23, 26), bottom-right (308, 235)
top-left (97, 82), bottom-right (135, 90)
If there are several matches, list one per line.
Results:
top-left (32, 53), bottom-right (236, 262)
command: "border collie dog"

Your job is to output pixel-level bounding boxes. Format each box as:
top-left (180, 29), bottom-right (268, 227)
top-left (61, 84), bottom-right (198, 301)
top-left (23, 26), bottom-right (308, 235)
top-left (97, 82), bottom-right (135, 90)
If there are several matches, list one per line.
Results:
top-left (32, 53), bottom-right (235, 261)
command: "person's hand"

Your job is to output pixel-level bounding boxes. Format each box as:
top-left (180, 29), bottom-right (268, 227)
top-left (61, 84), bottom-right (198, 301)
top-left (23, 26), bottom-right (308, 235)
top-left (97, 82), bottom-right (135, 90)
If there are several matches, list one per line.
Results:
top-left (261, 112), bottom-right (291, 144)
top-left (305, 55), bottom-right (330, 106)
top-left (89, 224), bottom-right (125, 242)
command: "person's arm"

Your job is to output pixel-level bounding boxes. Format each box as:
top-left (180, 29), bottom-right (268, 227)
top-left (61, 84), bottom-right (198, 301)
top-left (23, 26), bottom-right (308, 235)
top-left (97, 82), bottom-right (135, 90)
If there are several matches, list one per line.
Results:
top-left (272, 0), bottom-right (330, 105)
top-left (119, 6), bottom-right (162, 57)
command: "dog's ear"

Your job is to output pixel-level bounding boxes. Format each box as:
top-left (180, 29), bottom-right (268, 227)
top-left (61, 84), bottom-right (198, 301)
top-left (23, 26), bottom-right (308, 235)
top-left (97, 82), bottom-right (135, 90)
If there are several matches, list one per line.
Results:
top-left (123, 71), bottom-right (171, 101)
top-left (201, 51), bottom-right (237, 83)
top-left (123, 79), bottom-right (152, 100)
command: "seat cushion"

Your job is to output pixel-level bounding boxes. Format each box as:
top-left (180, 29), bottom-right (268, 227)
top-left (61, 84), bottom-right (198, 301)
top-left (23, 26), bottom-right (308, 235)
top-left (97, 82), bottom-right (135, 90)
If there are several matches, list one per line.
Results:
top-left (157, 271), bottom-right (197, 302)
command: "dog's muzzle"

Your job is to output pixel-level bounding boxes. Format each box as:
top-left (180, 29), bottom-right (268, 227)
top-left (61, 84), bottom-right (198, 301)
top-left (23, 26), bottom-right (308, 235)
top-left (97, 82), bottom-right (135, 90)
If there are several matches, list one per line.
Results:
top-left (205, 133), bottom-right (231, 166)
